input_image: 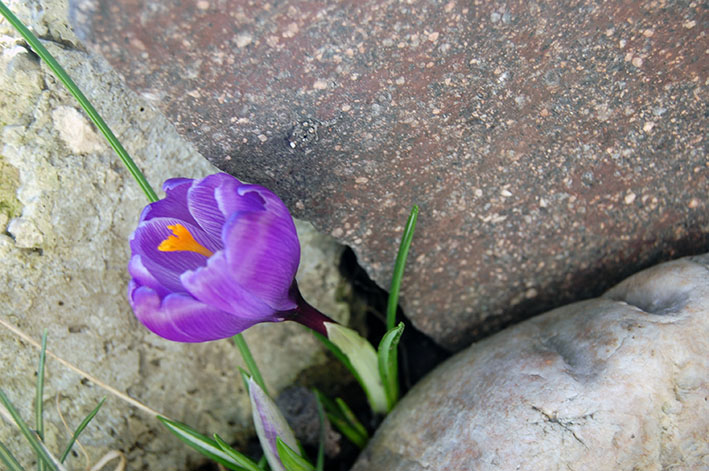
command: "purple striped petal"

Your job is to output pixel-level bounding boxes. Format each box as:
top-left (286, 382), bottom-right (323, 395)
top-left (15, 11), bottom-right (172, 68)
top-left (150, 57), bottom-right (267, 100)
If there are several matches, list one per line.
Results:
top-left (237, 184), bottom-right (293, 225)
top-left (186, 173), bottom-right (239, 235)
top-left (128, 254), bottom-right (171, 298)
top-left (222, 209), bottom-right (300, 311)
top-left (214, 179), bottom-right (266, 218)
top-left (163, 178), bottom-right (193, 191)
top-left (139, 178), bottom-right (196, 225)
top-left (180, 251), bottom-right (281, 321)
top-left (130, 285), bottom-right (257, 342)
top-left (130, 218), bottom-right (221, 292)
top-left (248, 378), bottom-right (300, 471)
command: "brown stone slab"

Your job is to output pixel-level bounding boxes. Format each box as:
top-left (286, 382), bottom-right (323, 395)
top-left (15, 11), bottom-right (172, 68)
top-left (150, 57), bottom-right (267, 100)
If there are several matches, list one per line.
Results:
top-left (71, 0), bottom-right (708, 350)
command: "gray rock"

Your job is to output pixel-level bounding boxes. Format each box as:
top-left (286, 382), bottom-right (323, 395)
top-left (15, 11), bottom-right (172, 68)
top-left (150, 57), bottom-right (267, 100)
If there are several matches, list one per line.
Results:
top-left (352, 255), bottom-right (709, 471)
top-left (0, 2), bottom-right (348, 469)
top-left (70, 0), bottom-right (709, 350)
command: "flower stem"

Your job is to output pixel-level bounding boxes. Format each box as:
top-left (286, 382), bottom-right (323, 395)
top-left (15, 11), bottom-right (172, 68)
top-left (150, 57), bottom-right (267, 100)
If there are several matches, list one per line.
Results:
top-left (287, 282), bottom-right (335, 337)
top-left (232, 334), bottom-right (269, 397)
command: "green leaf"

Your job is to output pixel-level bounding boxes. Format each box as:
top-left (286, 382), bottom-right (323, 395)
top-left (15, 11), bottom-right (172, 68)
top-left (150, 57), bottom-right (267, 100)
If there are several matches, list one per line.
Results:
top-left (0, 440), bottom-right (25, 471)
top-left (275, 438), bottom-right (315, 471)
top-left (59, 397), bottom-right (106, 463)
top-left (0, 389), bottom-right (58, 470)
top-left (213, 434), bottom-right (261, 471)
top-left (314, 392), bottom-right (368, 449)
top-left (35, 329), bottom-right (47, 471)
top-left (386, 205), bottom-right (419, 330)
top-left (257, 455), bottom-right (267, 469)
top-left (233, 334), bottom-right (269, 397)
top-left (313, 392), bottom-right (325, 471)
top-left (333, 398), bottom-right (368, 442)
top-left (377, 323), bottom-right (405, 411)
top-left (158, 416), bottom-right (252, 471)
top-left (324, 323), bottom-right (388, 414)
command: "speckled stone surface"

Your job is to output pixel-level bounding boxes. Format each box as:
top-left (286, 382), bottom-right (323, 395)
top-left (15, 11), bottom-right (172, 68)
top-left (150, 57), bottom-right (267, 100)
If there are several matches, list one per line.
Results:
top-left (351, 254), bottom-right (709, 471)
top-left (71, 0), bottom-right (708, 350)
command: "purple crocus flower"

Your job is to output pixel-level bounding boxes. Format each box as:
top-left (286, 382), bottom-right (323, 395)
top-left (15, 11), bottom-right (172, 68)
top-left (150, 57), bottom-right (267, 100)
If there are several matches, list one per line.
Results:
top-left (128, 173), bottom-right (332, 342)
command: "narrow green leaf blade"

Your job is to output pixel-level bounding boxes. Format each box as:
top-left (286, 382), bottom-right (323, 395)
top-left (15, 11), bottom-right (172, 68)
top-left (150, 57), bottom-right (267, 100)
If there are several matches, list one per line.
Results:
top-left (386, 205), bottom-right (419, 330)
top-left (0, 440), bottom-right (25, 471)
top-left (333, 398), bottom-right (368, 441)
top-left (314, 392), bottom-right (368, 449)
top-left (213, 434), bottom-right (261, 471)
top-left (157, 416), bottom-right (250, 471)
top-left (276, 438), bottom-right (315, 471)
top-left (59, 397), bottom-right (106, 463)
top-left (377, 323), bottom-right (405, 411)
top-left (35, 329), bottom-right (48, 471)
top-left (0, 390), bottom-right (58, 470)
top-left (313, 392), bottom-right (325, 471)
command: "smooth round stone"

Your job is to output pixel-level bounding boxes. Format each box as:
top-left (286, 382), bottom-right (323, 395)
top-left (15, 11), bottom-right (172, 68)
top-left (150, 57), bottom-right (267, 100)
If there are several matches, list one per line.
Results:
top-left (352, 255), bottom-right (709, 471)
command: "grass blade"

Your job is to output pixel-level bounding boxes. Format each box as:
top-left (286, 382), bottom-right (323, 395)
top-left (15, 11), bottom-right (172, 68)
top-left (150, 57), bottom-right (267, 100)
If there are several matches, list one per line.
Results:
top-left (313, 392), bottom-right (325, 471)
top-left (313, 392), bottom-right (368, 449)
top-left (0, 1), bottom-right (158, 203)
top-left (333, 398), bottom-right (368, 444)
top-left (233, 334), bottom-right (269, 397)
top-left (276, 437), bottom-right (314, 471)
top-left (0, 440), bottom-right (25, 471)
top-left (0, 390), bottom-right (57, 470)
top-left (213, 434), bottom-right (261, 471)
top-left (386, 205), bottom-right (419, 330)
top-left (158, 416), bottom-right (251, 471)
top-left (35, 329), bottom-right (47, 471)
top-left (377, 323), bottom-right (405, 411)
top-left (59, 397), bottom-right (105, 463)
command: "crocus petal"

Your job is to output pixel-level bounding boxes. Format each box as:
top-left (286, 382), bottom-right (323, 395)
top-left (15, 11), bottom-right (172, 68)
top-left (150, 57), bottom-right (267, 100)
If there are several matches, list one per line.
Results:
top-left (248, 377), bottom-right (300, 471)
top-left (163, 177), bottom-right (193, 191)
top-left (131, 286), bottom-right (256, 342)
top-left (181, 251), bottom-right (280, 322)
top-left (130, 217), bottom-right (221, 292)
top-left (186, 173), bottom-right (239, 236)
top-left (214, 179), bottom-right (266, 218)
top-left (139, 178), bottom-right (197, 225)
top-left (237, 184), bottom-right (294, 226)
top-left (128, 254), bottom-right (171, 298)
top-left (223, 209), bottom-right (300, 311)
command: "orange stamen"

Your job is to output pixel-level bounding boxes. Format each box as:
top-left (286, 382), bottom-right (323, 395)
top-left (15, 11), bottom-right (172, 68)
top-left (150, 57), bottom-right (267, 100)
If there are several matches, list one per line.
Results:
top-left (158, 224), bottom-right (214, 257)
